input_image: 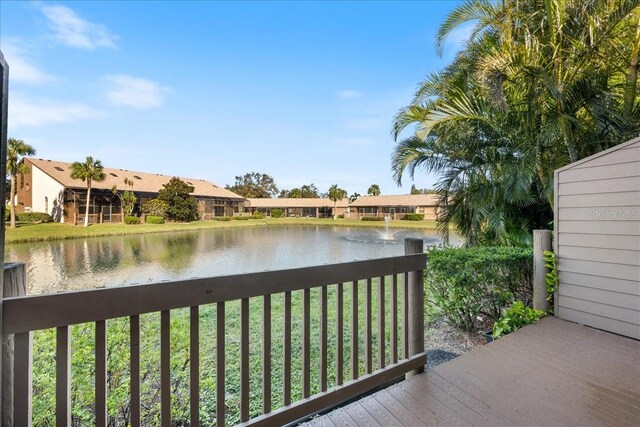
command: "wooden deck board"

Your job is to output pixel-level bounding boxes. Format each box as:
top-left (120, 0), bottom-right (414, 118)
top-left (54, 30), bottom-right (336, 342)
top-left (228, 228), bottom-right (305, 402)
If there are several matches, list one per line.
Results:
top-left (309, 317), bottom-right (640, 426)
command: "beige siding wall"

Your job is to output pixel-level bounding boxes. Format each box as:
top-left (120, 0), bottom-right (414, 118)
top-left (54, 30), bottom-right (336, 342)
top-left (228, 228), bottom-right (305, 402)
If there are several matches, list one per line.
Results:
top-left (555, 139), bottom-right (640, 339)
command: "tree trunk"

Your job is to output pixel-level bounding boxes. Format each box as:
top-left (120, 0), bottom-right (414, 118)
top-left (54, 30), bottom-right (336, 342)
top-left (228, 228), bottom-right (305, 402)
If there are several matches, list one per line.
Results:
top-left (624, 19), bottom-right (640, 120)
top-left (9, 173), bottom-right (16, 228)
top-left (333, 201), bottom-right (337, 220)
top-left (84, 185), bottom-right (91, 227)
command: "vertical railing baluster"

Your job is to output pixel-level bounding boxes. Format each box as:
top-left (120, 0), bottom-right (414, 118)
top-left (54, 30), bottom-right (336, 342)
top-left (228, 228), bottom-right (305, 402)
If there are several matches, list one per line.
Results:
top-left (216, 302), bottom-right (225, 427)
top-left (350, 280), bottom-right (358, 380)
top-left (263, 294), bottom-right (272, 414)
top-left (403, 272), bottom-right (409, 359)
top-left (56, 326), bottom-right (71, 427)
top-left (391, 274), bottom-right (398, 364)
top-left (14, 331), bottom-right (32, 427)
top-left (365, 278), bottom-right (372, 374)
top-left (378, 276), bottom-right (385, 369)
top-left (320, 286), bottom-right (328, 392)
top-left (302, 289), bottom-right (311, 398)
top-left (161, 310), bottom-right (171, 427)
top-left (241, 298), bottom-right (250, 421)
top-left (190, 306), bottom-right (200, 427)
top-left (130, 315), bottom-right (141, 427)
top-left (283, 291), bottom-right (292, 406)
top-left (336, 283), bottom-right (344, 385)
top-left (95, 320), bottom-right (107, 427)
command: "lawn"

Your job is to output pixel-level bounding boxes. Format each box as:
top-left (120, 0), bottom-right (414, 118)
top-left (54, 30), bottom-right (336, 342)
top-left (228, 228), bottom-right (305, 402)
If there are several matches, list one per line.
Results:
top-left (5, 217), bottom-right (437, 244)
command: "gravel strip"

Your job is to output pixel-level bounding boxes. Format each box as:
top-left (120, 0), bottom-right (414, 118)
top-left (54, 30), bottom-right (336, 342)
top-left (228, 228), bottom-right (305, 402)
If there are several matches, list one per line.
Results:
top-left (424, 317), bottom-right (486, 369)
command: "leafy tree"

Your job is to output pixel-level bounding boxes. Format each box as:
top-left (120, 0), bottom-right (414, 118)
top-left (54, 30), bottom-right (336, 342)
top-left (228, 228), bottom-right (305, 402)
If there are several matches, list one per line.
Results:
top-left (410, 185), bottom-right (437, 195)
top-left (279, 183), bottom-right (320, 198)
top-left (367, 184), bottom-right (381, 196)
top-left (142, 199), bottom-right (169, 217)
top-left (157, 177), bottom-right (199, 222)
top-left (226, 172), bottom-right (278, 198)
top-left (70, 156), bottom-right (106, 227)
top-left (392, 0), bottom-right (640, 245)
top-left (327, 184), bottom-right (347, 220)
top-left (349, 192), bottom-right (361, 203)
top-left (7, 138), bottom-right (35, 228)
top-left (112, 177), bottom-right (137, 220)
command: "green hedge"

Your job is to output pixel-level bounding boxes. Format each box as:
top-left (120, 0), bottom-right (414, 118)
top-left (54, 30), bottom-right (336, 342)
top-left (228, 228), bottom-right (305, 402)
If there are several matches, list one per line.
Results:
top-left (5, 211), bottom-right (53, 223)
top-left (402, 213), bottom-right (424, 221)
top-left (145, 215), bottom-right (165, 224)
top-left (426, 246), bottom-right (533, 331)
top-left (124, 216), bottom-right (141, 225)
top-left (361, 216), bottom-right (384, 221)
top-left (271, 208), bottom-right (283, 218)
top-left (212, 217), bottom-right (233, 221)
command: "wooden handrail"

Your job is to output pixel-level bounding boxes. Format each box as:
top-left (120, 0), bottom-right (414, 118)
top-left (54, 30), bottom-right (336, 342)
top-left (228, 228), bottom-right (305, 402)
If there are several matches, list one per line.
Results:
top-left (3, 245), bottom-right (427, 426)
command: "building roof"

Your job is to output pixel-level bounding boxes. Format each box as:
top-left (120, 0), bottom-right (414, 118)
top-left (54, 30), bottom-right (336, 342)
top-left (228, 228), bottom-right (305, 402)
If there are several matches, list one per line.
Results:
top-left (247, 197), bottom-right (349, 208)
top-left (555, 137), bottom-right (640, 173)
top-left (349, 194), bottom-right (439, 207)
top-left (26, 158), bottom-right (245, 200)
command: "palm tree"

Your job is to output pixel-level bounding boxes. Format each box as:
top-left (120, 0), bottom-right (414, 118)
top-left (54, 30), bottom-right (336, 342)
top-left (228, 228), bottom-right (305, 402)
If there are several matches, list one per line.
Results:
top-left (327, 184), bottom-right (347, 220)
top-left (367, 184), bottom-right (381, 196)
top-left (7, 138), bottom-right (36, 228)
top-left (392, 0), bottom-right (640, 245)
top-left (70, 156), bottom-right (106, 227)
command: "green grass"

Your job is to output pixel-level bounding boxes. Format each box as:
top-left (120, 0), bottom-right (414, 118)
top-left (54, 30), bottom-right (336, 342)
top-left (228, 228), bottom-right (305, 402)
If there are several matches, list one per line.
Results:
top-left (5, 217), bottom-right (437, 244)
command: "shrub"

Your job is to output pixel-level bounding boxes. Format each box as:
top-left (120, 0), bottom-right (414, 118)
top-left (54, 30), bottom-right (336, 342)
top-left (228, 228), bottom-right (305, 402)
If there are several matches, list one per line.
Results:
top-left (145, 215), bottom-right (164, 224)
top-left (338, 214), bottom-right (344, 219)
top-left (271, 208), bottom-right (283, 218)
top-left (492, 302), bottom-right (545, 338)
top-left (361, 216), bottom-right (384, 221)
top-left (426, 246), bottom-right (533, 332)
top-left (142, 199), bottom-right (168, 217)
top-left (234, 216), bottom-right (251, 221)
top-left (124, 216), bottom-right (141, 225)
top-left (252, 211), bottom-right (264, 219)
top-left (212, 217), bottom-right (232, 221)
top-left (7, 212), bottom-right (53, 223)
top-left (156, 178), bottom-right (199, 222)
top-left (402, 213), bottom-right (424, 221)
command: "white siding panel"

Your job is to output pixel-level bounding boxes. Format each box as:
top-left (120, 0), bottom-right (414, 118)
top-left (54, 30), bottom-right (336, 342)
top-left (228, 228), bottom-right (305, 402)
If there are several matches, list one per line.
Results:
top-left (31, 166), bottom-right (66, 222)
top-left (558, 258), bottom-right (639, 282)
top-left (560, 271), bottom-right (640, 296)
top-left (557, 307), bottom-right (640, 339)
top-left (558, 233), bottom-right (640, 250)
top-left (558, 207), bottom-right (640, 221)
top-left (558, 177), bottom-right (640, 196)
top-left (558, 191), bottom-right (640, 208)
top-left (559, 283), bottom-right (640, 310)
top-left (558, 162), bottom-right (640, 183)
top-left (559, 295), bottom-right (639, 324)
top-left (558, 220), bottom-right (640, 235)
top-left (571, 146), bottom-right (640, 169)
top-left (558, 246), bottom-right (640, 266)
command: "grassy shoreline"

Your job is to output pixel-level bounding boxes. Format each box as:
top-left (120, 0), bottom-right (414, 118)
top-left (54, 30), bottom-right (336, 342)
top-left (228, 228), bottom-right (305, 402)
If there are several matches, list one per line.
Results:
top-left (5, 217), bottom-right (438, 244)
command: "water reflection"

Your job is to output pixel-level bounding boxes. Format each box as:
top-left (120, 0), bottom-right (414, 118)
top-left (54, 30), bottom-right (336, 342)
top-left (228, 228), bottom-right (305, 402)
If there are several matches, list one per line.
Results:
top-left (5, 226), bottom-right (449, 295)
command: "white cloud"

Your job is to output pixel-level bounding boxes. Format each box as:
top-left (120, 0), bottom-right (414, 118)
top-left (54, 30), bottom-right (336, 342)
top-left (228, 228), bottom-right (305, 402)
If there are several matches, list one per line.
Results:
top-left (337, 90), bottom-right (362, 100)
top-left (9, 94), bottom-right (101, 129)
top-left (38, 4), bottom-right (116, 50)
top-left (442, 22), bottom-right (474, 57)
top-left (1, 40), bottom-right (55, 84)
top-left (104, 75), bottom-right (171, 109)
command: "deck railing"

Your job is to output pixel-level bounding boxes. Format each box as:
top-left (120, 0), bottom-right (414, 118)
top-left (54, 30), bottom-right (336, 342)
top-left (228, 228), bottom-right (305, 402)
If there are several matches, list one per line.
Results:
top-left (2, 239), bottom-right (426, 426)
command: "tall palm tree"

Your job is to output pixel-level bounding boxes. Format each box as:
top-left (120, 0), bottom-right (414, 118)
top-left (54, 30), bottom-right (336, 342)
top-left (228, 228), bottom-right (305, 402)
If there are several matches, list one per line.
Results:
top-left (70, 156), bottom-right (106, 227)
top-left (392, 0), bottom-right (640, 245)
top-left (7, 138), bottom-right (36, 228)
top-left (327, 184), bottom-right (347, 220)
top-left (367, 184), bottom-right (381, 196)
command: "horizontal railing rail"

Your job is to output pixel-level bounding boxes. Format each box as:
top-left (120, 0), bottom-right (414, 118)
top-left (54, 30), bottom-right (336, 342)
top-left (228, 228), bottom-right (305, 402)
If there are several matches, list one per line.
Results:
top-left (3, 240), bottom-right (426, 426)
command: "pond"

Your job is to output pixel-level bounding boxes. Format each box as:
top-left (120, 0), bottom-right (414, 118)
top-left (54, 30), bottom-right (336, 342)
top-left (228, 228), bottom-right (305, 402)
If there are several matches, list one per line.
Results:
top-left (5, 225), bottom-right (454, 295)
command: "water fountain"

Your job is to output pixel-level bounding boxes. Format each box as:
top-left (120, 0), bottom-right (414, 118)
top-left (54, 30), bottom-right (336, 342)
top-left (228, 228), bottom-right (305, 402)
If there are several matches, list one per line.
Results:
top-left (377, 215), bottom-right (399, 241)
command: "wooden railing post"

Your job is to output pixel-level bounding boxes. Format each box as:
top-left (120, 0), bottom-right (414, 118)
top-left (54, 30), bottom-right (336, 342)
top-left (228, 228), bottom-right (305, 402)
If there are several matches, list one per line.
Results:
top-left (3, 263), bottom-right (31, 427)
top-left (533, 230), bottom-right (552, 312)
top-left (0, 50), bottom-right (8, 427)
top-left (404, 239), bottom-right (425, 378)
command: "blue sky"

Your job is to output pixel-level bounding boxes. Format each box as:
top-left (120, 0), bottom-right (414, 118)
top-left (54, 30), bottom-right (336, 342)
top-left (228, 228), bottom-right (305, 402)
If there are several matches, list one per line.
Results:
top-left (1, 1), bottom-right (467, 195)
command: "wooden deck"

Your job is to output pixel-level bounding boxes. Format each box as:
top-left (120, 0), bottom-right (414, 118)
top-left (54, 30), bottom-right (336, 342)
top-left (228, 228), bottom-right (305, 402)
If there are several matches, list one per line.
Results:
top-left (304, 317), bottom-right (640, 426)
